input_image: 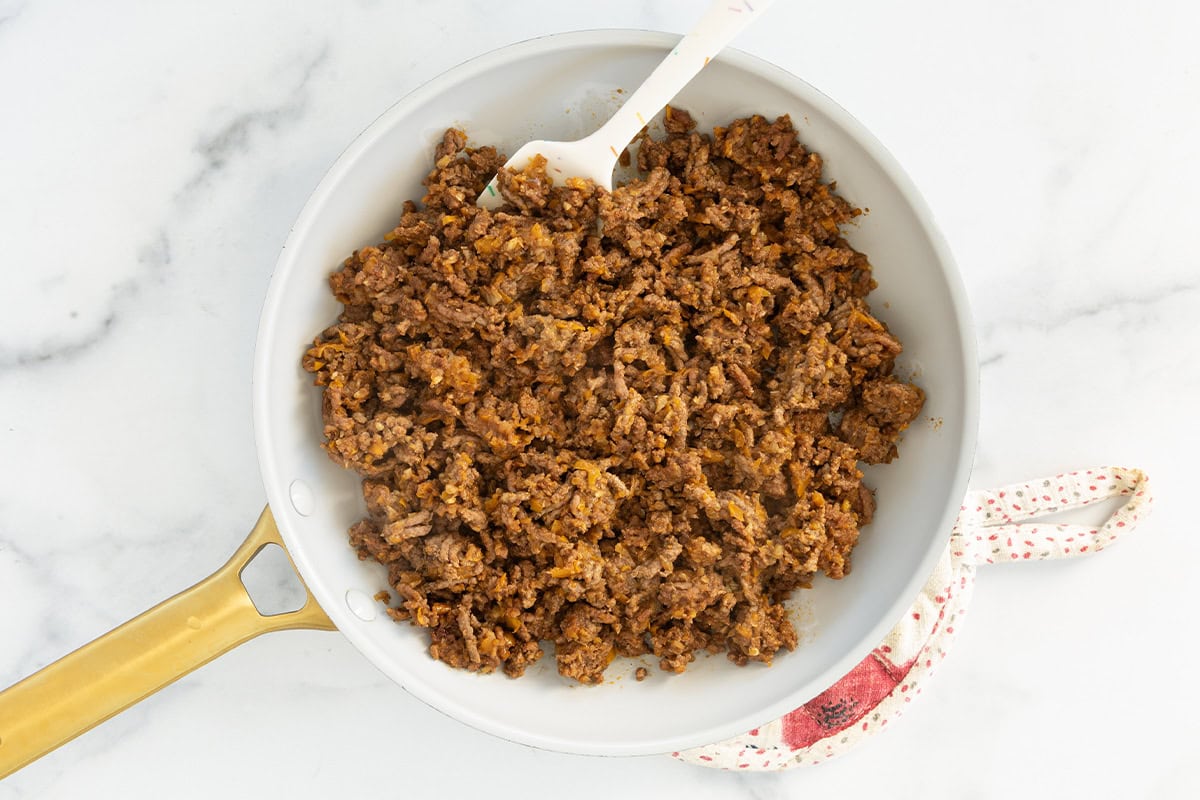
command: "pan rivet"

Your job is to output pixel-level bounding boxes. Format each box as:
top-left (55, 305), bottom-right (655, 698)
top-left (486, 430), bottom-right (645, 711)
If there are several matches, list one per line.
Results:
top-left (345, 589), bottom-right (378, 621)
top-left (289, 479), bottom-right (315, 517)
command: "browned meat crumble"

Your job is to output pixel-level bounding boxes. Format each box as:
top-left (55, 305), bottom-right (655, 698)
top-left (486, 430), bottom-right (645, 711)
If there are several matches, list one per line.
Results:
top-left (302, 108), bottom-right (924, 684)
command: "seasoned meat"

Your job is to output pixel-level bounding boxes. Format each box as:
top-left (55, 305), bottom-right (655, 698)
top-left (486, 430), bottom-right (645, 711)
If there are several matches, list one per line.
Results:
top-left (838, 378), bottom-right (927, 465)
top-left (302, 111), bottom-right (924, 684)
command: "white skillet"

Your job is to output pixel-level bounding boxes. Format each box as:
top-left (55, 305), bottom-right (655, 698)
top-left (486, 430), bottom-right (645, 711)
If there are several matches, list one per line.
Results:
top-left (0, 30), bottom-right (977, 775)
top-left (255, 30), bottom-right (978, 755)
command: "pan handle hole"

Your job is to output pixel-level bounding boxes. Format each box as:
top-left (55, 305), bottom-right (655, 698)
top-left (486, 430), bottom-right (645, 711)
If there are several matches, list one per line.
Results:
top-left (240, 543), bottom-right (307, 616)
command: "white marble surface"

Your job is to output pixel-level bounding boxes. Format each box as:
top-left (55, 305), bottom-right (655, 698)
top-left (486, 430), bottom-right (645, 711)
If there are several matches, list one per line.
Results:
top-left (1, 0), bottom-right (1198, 796)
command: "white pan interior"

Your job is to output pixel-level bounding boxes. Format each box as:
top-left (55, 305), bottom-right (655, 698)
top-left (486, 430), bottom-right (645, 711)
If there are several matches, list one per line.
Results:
top-left (253, 30), bottom-right (978, 756)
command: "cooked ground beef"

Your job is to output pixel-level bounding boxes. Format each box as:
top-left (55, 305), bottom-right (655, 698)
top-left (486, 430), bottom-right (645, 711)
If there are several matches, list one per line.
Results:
top-left (302, 108), bottom-right (924, 684)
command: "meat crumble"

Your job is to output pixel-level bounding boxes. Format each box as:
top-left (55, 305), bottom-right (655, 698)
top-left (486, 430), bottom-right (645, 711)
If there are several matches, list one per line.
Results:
top-left (301, 108), bottom-right (925, 684)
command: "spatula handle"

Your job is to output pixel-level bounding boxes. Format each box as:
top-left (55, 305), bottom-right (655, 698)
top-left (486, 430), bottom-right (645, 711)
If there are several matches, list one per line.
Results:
top-left (587, 0), bottom-right (778, 156)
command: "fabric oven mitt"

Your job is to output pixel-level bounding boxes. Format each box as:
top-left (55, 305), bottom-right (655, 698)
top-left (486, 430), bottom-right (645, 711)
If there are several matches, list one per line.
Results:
top-left (673, 467), bottom-right (1152, 771)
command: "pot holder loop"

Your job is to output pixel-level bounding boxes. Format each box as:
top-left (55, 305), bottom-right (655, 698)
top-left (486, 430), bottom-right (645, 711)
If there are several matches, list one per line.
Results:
top-left (673, 466), bottom-right (1152, 771)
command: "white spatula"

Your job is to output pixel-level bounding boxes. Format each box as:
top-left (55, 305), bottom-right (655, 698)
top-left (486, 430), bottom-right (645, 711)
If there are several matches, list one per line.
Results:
top-left (477, 0), bottom-right (777, 208)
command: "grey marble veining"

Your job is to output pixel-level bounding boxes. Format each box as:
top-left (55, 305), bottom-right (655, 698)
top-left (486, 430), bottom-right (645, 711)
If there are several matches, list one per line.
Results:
top-left (0, 313), bottom-right (116, 369)
top-left (186, 46), bottom-right (329, 196)
top-left (1, 1), bottom-right (1198, 798)
top-left (976, 281), bottom-right (1200, 366)
top-left (0, 44), bottom-right (332, 368)
top-left (0, 0), bottom-right (27, 30)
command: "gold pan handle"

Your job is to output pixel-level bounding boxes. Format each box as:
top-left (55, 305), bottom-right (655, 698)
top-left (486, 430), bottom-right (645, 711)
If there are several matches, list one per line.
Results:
top-left (0, 506), bottom-right (335, 779)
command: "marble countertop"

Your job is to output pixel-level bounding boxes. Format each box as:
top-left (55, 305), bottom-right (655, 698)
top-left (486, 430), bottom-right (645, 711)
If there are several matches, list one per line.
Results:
top-left (2, 1), bottom-right (1197, 797)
